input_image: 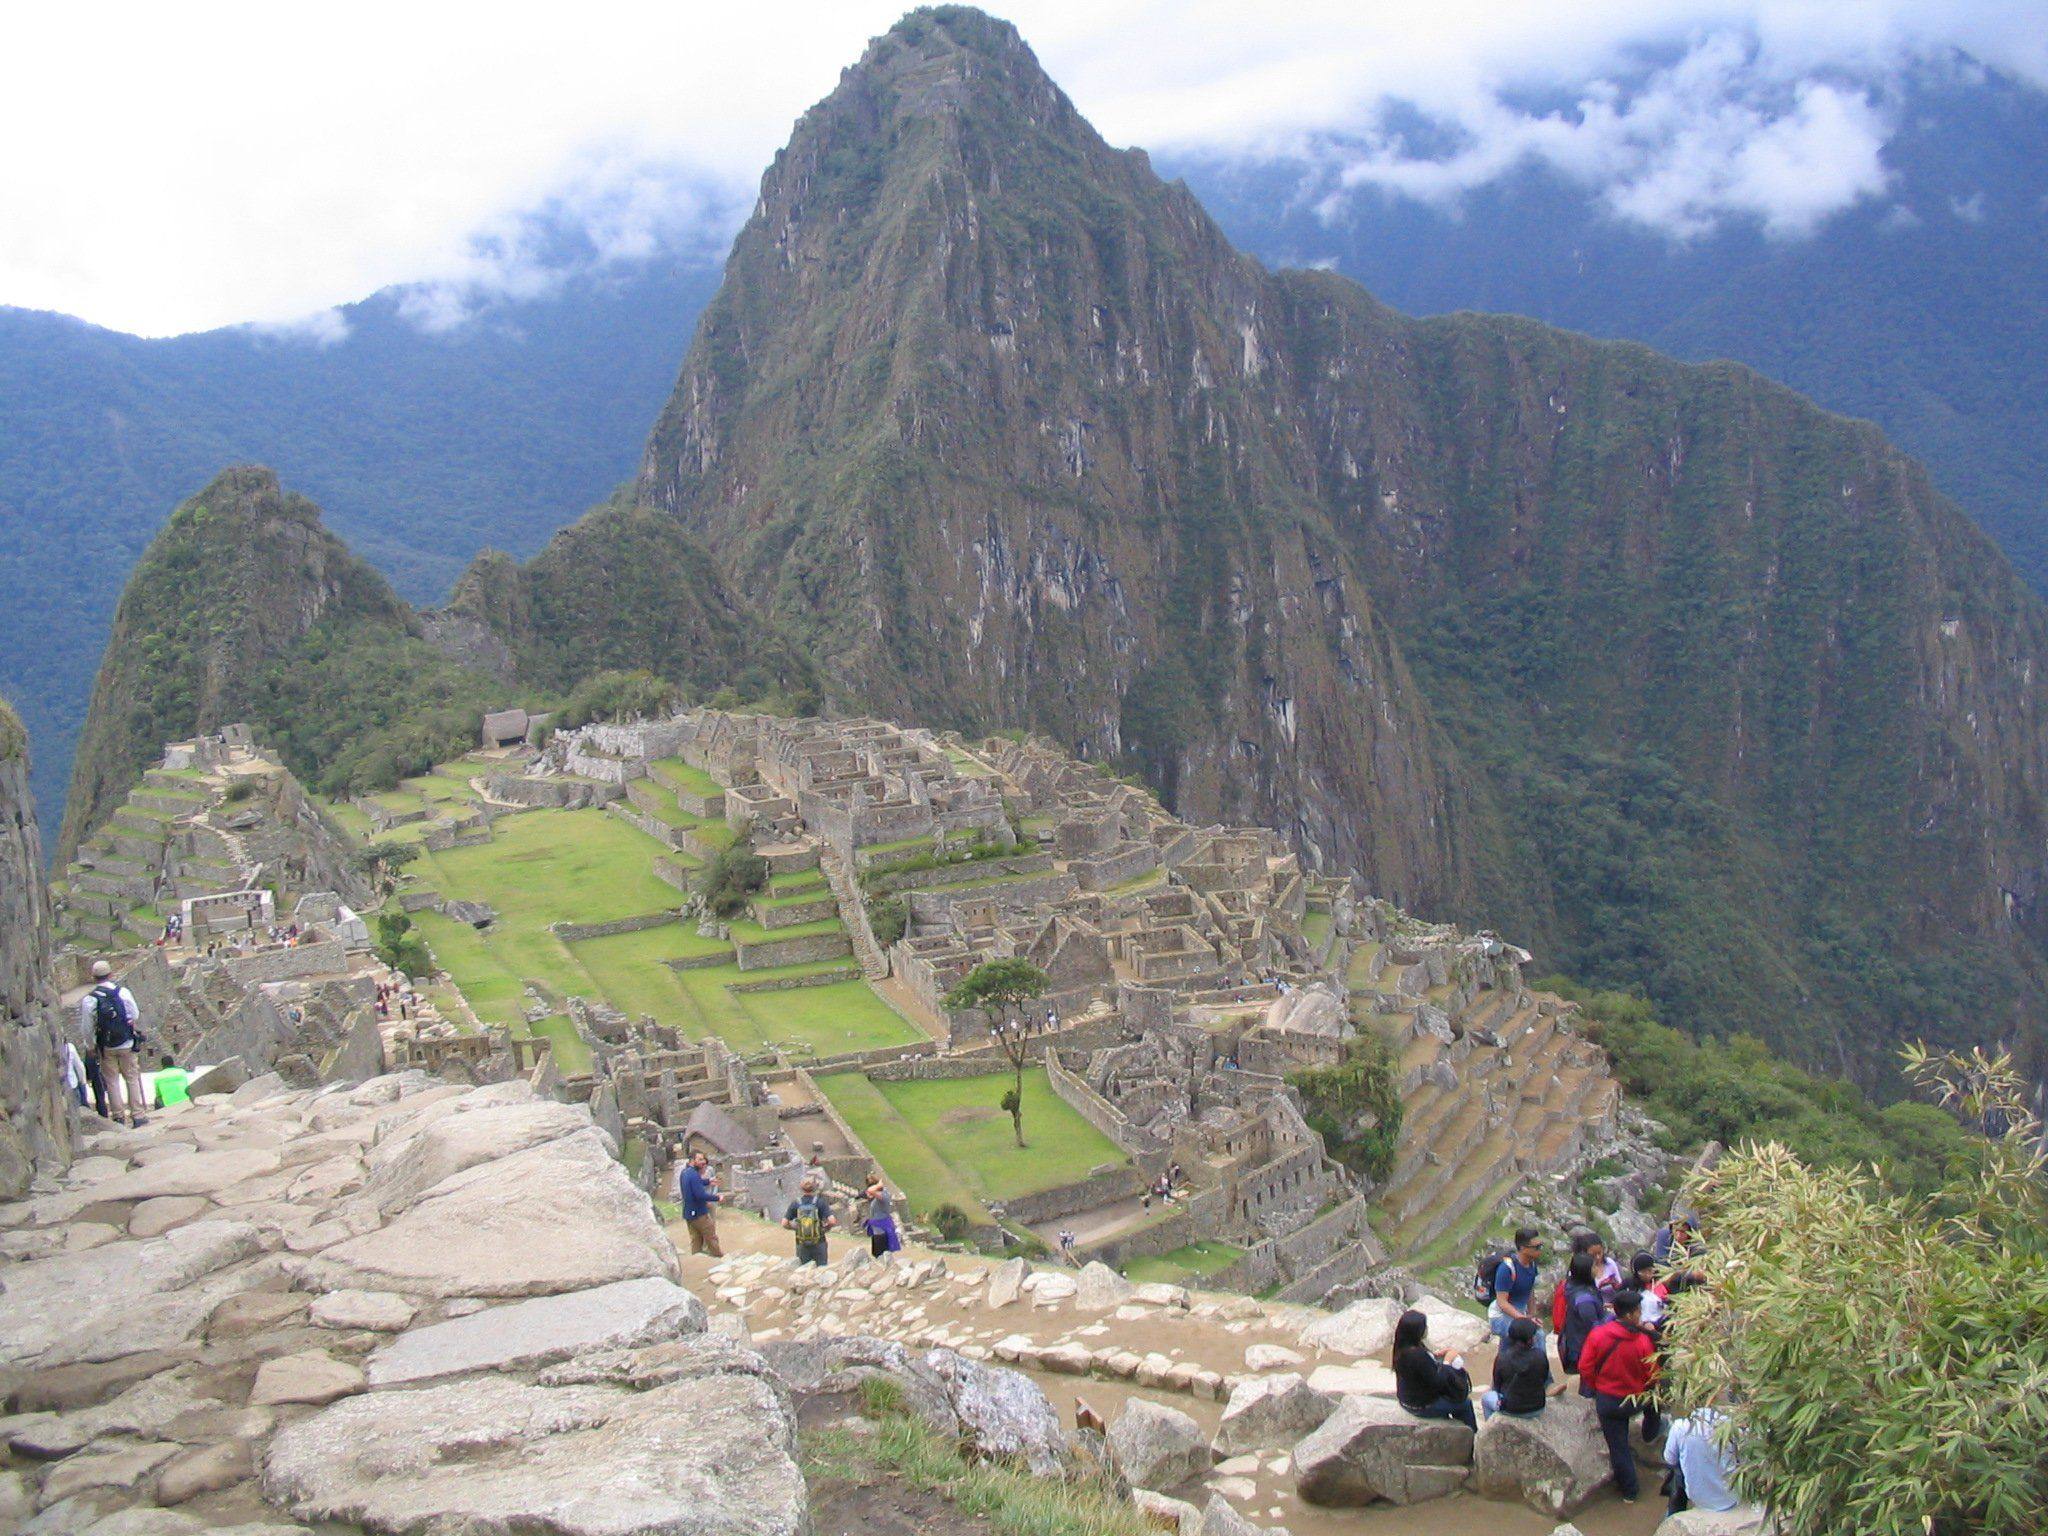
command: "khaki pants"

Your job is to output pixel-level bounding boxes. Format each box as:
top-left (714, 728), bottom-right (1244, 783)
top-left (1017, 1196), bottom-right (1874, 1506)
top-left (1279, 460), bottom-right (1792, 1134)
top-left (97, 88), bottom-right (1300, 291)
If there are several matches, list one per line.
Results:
top-left (100, 1047), bottom-right (146, 1124)
top-left (687, 1213), bottom-right (723, 1257)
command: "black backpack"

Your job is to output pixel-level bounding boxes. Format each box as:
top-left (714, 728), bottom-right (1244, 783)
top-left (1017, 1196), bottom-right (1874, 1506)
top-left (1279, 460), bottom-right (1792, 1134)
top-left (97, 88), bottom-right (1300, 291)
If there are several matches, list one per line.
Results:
top-left (90, 984), bottom-right (133, 1052)
top-left (1474, 1246), bottom-right (1510, 1303)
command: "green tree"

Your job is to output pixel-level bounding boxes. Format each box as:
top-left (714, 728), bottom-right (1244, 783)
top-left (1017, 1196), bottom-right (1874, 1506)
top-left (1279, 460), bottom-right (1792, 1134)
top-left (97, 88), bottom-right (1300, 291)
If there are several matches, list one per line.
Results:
top-left (944, 958), bottom-right (1051, 1147)
top-left (1661, 1047), bottom-right (2048, 1536)
top-left (373, 908), bottom-right (432, 979)
top-left (697, 840), bottom-right (769, 919)
top-left (1288, 1032), bottom-right (1404, 1182)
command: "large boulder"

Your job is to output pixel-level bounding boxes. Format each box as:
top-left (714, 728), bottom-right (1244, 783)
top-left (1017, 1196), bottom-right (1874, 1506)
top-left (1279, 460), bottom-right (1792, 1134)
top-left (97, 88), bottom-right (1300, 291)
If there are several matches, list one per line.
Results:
top-left (1107, 1398), bottom-right (1211, 1492)
top-left (1074, 1261), bottom-right (1134, 1311)
top-left (986, 1258), bottom-right (1028, 1308)
top-left (1655, 1508), bottom-right (1779, 1536)
top-left (1298, 1297), bottom-right (1403, 1358)
top-left (347, 1100), bottom-right (597, 1219)
top-left (304, 1130), bottom-right (677, 1298)
top-left (1292, 1394), bottom-right (1473, 1506)
top-left (1471, 1396), bottom-right (1611, 1516)
top-left (367, 1277), bottom-right (705, 1386)
top-left (760, 1336), bottom-right (953, 1428)
top-left (922, 1348), bottom-right (1071, 1477)
top-left (1412, 1295), bottom-right (1489, 1355)
top-left (1213, 1373), bottom-right (1337, 1455)
top-left (263, 1372), bottom-right (805, 1536)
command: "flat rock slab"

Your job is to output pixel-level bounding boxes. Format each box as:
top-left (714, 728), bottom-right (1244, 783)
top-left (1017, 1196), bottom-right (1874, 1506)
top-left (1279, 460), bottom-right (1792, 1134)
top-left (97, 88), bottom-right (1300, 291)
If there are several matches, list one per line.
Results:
top-left (249, 1350), bottom-right (365, 1407)
top-left (129, 1196), bottom-right (210, 1239)
top-left (1214, 1373), bottom-right (1337, 1455)
top-left (86, 1148), bottom-right (284, 1206)
top-left (367, 1277), bottom-right (705, 1386)
top-left (1298, 1298), bottom-right (1403, 1358)
top-left (263, 1371), bottom-right (806, 1536)
top-left (310, 1290), bottom-right (417, 1333)
top-left (0, 1220), bottom-right (264, 1368)
top-left (306, 1132), bottom-right (676, 1299)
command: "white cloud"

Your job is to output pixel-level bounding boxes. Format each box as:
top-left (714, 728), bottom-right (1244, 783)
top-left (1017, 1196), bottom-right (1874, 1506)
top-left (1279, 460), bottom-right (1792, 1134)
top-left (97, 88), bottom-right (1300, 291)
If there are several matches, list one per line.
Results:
top-left (1, 0), bottom-right (2041, 335)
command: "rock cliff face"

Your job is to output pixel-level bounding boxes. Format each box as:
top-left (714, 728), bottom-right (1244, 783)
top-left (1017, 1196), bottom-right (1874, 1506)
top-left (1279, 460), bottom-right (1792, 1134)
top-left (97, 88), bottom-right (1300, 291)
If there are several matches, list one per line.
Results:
top-left (586, 8), bottom-right (2048, 1073)
top-left (0, 702), bottom-right (72, 1194)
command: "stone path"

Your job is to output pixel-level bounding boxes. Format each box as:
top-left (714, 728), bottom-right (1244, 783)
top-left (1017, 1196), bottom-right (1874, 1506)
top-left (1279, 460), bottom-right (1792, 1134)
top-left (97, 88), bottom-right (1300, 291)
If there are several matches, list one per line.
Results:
top-left (679, 1213), bottom-right (1669, 1536)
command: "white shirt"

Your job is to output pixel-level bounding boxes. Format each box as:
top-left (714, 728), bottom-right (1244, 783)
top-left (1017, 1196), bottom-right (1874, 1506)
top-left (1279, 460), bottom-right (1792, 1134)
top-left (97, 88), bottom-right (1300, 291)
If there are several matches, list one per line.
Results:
top-left (1666, 1411), bottom-right (1741, 1512)
top-left (78, 984), bottom-right (139, 1048)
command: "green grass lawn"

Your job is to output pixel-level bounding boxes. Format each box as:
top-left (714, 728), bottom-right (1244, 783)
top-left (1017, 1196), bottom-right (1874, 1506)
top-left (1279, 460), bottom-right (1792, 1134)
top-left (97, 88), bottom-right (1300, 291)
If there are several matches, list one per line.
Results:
top-left (425, 808), bottom-right (676, 924)
top-left (1123, 1241), bottom-right (1245, 1285)
top-left (735, 979), bottom-right (923, 1057)
top-left (1302, 910), bottom-right (1333, 950)
top-left (649, 757), bottom-right (724, 799)
top-left (769, 870), bottom-right (829, 894)
top-left (820, 1068), bottom-right (1128, 1218)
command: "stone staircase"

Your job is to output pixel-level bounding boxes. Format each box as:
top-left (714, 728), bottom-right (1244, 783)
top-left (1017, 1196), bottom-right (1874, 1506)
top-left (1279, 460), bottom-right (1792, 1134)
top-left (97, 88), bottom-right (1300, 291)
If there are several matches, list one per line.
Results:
top-left (818, 844), bottom-right (890, 981)
top-left (1373, 988), bottom-right (1621, 1259)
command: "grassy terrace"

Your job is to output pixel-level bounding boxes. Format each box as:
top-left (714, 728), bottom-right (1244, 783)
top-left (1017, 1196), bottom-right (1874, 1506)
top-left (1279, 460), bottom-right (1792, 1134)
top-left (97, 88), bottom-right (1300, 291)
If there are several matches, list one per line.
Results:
top-left (1302, 910), bottom-right (1333, 950)
top-left (1124, 1241), bottom-right (1246, 1286)
top-left (818, 1068), bottom-right (1128, 1221)
top-left (648, 757), bottom-right (723, 799)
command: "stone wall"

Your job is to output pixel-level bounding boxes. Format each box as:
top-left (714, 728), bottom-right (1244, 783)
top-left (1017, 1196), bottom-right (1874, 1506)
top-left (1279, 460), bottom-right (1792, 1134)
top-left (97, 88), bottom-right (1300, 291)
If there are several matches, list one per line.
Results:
top-left (552, 912), bottom-right (679, 944)
top-left (484, 774), bottom-right (620, 810)
top-left (220, 939), bottom-right (350, 987)
top-left (863, 853), bottom-right (1053, 895)
top-left (0, 714), bottom-right (70, 1195)
top-left (1070, 842), bottom-right (1161, 892)
top-left (733, 930), bottom-right (853, 972)
top-left (903, 873), bottom-right (1079, 922)
top-left (998, 1164), bottom-right (1151, 1226)
top-left (1046, 1049), bottom-right (1156, 1152)
top-left (752, 897), bottom-right (838, 930)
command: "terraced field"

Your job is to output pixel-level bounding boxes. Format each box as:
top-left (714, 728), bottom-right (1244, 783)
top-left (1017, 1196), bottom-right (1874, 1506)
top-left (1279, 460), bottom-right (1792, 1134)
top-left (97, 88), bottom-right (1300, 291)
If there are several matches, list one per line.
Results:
top-left (817, 1068), bottom-right (1129, 1221)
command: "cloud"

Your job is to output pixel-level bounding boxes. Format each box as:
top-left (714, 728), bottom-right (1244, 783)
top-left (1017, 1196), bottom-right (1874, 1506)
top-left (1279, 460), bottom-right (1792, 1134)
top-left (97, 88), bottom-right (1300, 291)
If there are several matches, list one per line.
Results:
top-left (1, 0), bottom-right (2041, 335)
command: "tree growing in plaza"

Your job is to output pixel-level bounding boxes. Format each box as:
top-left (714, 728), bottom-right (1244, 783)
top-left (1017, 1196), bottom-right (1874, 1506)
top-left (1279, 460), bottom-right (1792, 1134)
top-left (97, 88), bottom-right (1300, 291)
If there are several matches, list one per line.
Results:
top-left (945, 957), bottom-right (1051, 1147)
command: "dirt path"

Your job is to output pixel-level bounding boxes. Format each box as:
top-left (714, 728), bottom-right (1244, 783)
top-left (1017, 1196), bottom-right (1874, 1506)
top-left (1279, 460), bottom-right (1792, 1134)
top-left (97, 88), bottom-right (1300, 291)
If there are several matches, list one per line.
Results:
top-left (673, 1213), bottom-right (1661, 1536)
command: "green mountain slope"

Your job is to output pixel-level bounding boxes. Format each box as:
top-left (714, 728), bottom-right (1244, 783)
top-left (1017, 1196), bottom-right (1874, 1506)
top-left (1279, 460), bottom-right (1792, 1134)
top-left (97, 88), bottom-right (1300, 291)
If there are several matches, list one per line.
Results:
top-left (602, 7), bottom-right (2048, 1079)
top-left (57, 466), bottom-right (502, 861)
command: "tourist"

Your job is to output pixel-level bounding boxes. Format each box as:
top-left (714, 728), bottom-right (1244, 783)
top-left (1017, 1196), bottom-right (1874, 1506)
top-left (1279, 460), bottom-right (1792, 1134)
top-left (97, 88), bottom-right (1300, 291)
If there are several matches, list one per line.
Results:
top-left (153, 1054), bottom-right (191, 1110)
top-left (680, 1151), bottom-right (723, 1257)
top-left (784, 1173), bottom-right (837, 1265)
top-left (1654, 1214), bottom-right (1699, 1263)
top-left (1579, 1288), bottom-right (1663, 1503)
top-left (1482, 1316), bottom-right (1554, 1418)
top-left (1045, 1006), bottom-right (1058, 1033)
top-left (1632, 1252), bottom-right (1669, 1330)
top-left (1558, 1251), bottom-right (1609, 1375)
top-left (863, 1170), bottom-right (901, 1258)
top-left (1058, 1226), bottom-right (1077, 1260)
top-left (61, 1039), bottom-right (89, 1109)
top-left (1488, 1227), bottom-right (1545, 1348)
top-left (1391, 1309), bottom-right (1477, 1430)
top-left (1663, 1406), bottom-right (1741, 1515)
top-left (79, 960), bottom-right (147, 1127)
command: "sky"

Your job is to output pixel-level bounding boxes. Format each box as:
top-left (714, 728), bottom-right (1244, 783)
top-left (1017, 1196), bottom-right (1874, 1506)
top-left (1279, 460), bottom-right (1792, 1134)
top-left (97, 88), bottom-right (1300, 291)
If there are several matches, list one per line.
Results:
top-left (4, 0), bottom-right (2043, 338)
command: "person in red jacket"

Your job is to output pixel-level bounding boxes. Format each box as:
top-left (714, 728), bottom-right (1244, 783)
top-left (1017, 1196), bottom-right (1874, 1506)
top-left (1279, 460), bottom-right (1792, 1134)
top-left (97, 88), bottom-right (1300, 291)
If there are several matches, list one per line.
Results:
top-left (1579, 1288), bottom-right (1664, 1502)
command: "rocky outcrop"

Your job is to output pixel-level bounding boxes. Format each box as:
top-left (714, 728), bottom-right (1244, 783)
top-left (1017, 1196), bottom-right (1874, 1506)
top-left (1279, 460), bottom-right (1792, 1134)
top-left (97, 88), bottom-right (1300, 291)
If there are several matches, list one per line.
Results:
top-left (1291, 1393), bottom-right (1474, 1506)
top-left (1108, 1397), bottom-right (1212, 1492)
top-left (0, 701), bottom-right (71, 1196)
top-left (0, 1072), bottom-right (801, 1534)
top-left (1470, 1397), bottom-right (1613, 1515)
top-left (1213, 1373), bottom-right (1337, 1455)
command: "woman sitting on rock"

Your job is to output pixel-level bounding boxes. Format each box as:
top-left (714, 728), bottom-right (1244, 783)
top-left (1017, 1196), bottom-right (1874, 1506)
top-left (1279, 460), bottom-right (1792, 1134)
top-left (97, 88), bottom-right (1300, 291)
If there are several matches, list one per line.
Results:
top-left (1482, 1315), bottom-right (1556, 1417)
top-left (1391, 1309), bottom-right (1477, 1430)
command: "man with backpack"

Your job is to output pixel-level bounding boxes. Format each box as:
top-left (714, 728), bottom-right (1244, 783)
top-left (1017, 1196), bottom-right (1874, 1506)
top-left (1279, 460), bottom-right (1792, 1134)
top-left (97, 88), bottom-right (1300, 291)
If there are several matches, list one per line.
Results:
top-left (1480, 1227), bottom-right (1546, 1351)
top-left (77, 959), bottom-right (146, 1127)
top-left (783, 1172), bottom-right (837, 1265)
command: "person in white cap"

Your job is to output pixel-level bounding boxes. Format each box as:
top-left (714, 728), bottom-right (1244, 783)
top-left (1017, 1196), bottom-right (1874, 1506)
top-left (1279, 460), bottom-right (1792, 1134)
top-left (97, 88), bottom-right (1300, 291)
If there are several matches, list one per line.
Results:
top-left (78, 960), bottom-right (146, 1127)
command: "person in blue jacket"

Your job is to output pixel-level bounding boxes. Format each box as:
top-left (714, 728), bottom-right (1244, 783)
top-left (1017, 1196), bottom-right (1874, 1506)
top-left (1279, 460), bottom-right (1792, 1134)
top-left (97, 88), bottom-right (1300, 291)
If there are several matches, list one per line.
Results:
top-left (680, 1151), bottom-right (723, 1257)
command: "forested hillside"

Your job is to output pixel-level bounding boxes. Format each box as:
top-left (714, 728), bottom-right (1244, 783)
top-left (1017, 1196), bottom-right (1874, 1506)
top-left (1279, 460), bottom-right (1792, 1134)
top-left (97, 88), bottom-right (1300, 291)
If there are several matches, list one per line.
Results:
top-left (0, 259), bottom-right (716, 834)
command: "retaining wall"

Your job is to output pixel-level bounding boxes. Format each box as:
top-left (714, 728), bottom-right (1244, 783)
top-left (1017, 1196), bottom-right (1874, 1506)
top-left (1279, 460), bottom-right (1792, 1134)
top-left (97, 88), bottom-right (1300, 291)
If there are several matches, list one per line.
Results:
top-left (553, 911), bottom-right (679, 944)
top-left (733, 929), bottom-right (852, 972)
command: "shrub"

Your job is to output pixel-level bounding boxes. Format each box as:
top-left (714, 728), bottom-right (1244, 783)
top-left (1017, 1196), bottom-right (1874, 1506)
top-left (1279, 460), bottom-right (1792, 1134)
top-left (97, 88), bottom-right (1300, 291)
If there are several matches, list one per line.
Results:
top-left (556, 669), bottom-right (684, 729)
top-left (867, 895), bottom-right (908, 947)
top-left (1288, 1032), bottom-right (1403, 1181)
top-left (697, 842), bottom-right (770, 919)
top-left (930, 1203), bottom-right (970, 1240)
top-left (1663, 1048), bottom-right (2047, 1536)
top-left (373, 908), bottom-right (432, 978)
top-left (220, 778), bottom-right (258, 804)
